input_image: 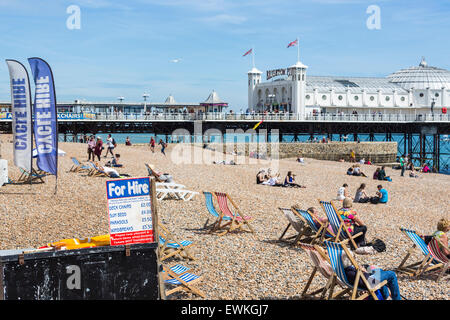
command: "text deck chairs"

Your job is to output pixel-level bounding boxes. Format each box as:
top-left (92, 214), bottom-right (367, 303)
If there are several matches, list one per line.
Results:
top-left (202, 191), bottom-right (254, 236)
top-left (319, 200), bottom-right (362, 250)
top-left (87, 162), bottom-right (109, 177)
top-left (293, 207), bottom-right (335, 245)
top-left (17, 168), bottom-right (46, 183)
top-left (158, 223), bottom-right (195, 262)
top-left (427, 238), bottom-right (450, 282)
top-left (69, 157), bottom-right (92, 173)
top-left (299, 243), bottom-right (351, 300)
top-left (396, 227), bottom-right (444, 277)
top-left (162, 264), bottom-right (205, 298)
top-left (325, 241), bottom-right (388, 300)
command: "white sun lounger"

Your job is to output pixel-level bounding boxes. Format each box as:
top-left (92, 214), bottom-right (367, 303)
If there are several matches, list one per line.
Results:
top-left (155, 182), bottom-right (186, 189)
top-left (156, 188), bottom-right (199, 201)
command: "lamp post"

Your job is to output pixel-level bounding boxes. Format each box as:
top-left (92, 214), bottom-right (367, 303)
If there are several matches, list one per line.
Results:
top-left (117, 96), bottom-right (124, 114)
top-left (143, 93), bottom-right (149, 115)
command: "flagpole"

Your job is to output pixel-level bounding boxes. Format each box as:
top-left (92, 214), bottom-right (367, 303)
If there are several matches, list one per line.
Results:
top-left (252, 45), bottom-right (255, 68)
top-left (297, 37), bottom-right (300, 62)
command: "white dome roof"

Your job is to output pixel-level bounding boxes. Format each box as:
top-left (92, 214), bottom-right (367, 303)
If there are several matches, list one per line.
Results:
top-left (164, 95), bottom-right (176, 104)
top-left (387, 57), bottom-right (450, 90)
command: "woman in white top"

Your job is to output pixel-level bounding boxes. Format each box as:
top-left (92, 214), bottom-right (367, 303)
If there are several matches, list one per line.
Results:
top-left (337, 183), bottom-right (352, 200)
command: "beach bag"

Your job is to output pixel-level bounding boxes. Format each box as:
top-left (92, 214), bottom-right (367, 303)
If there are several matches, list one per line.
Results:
top-left (112, 138), bottom-right (117, 147)
top-left (370, 239), bottom-right (386, 253)
top-left (370, 197), bottom-right (379, 204)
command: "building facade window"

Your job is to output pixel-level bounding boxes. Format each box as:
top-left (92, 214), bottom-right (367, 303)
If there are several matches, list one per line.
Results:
top-left (370, 96), bottom-right (375, 101)
top-left (385, 96), bottom-right (390, 101)
top-left (338, 95), bottom-right (343, 100)
top-left (306, 95), bottom-right (310, 99)
top-left (400, 97), bottom-right (406, 101)
top-left (322, 95), bottom-right (326, 100)
top-left (354, 96), bottom-right (359, 100)
top-left (419, 93), bottom-right (424, 97)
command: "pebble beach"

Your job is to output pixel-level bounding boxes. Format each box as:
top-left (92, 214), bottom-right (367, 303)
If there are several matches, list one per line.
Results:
top-left (0, 135), bottom-right (448, 300)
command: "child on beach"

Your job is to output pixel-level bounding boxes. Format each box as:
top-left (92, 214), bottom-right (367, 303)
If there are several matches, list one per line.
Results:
top-left (150, 137), bottom-right (156, 153)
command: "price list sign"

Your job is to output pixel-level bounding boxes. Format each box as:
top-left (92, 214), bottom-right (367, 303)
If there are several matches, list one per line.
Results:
top-left (106, 177), bottom-right (154, 246)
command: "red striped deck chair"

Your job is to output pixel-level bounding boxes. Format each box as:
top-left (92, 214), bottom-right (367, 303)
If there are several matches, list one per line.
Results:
top-left (214, 192), bottom-right (254, 236)
top-left (427, 238), bottom-right (449, 282)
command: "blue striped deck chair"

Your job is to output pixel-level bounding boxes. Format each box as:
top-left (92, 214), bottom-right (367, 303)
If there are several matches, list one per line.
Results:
top-left (87, 161), bottom-right (109, 177)
top-left (18, 168), bottom-right (46, 183)
top-left (278, 208), bottom-right (311, 245)
top-left (319, 200), bottom-right (362, 250)
top-left (202, 191), bottom-right (232, 235)
top-left (396, 227), bottom-right (443, 277)
top-left (294, 207), bottom-right (335, 244)
top-left (325, 241), bottom-right (388, 300)
top-left (70, 157), bottom-right (91, 173)
top-left (162, 265), bottom-right (205, 298)
top-left (158, 223), bottom-right (195, 262)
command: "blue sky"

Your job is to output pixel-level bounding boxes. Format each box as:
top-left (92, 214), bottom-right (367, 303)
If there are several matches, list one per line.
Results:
top-left (0, 0), bottom-right (449, 111)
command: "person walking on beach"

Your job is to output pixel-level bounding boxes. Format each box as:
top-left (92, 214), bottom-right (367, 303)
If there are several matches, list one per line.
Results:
top-left (149, 137), bottom-right (156, 153)
top-left (350, 150), bottom-right (356, 163)
top-left (94, 137), bottom-right (103, 161)
top-left (104, 134), bottom-right (115, 158)
top-left (87, 135), bottom-right (96, 161)
top-left (399, 154), bottom-right (406, 177)
top-left (159, 139), bottom-right (167, 156)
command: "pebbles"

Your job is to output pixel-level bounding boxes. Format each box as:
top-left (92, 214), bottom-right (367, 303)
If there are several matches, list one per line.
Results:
top-left (0, 137), bottom-right (448, 300)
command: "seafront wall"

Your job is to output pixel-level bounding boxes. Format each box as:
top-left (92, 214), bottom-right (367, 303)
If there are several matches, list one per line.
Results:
top-left (200, 141), bottom-right (398, 163)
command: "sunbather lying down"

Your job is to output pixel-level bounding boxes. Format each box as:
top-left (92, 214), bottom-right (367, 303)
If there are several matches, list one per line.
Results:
top-left (99, 166), bottom-right (130, 178)
top-left (213, 160), bottom-right (236, 165)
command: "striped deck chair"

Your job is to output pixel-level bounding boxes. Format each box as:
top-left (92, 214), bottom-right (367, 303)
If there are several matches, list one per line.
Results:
top-left (278, 208), bottom-right (311, 245)
top-left (325, 241), bottom-right (388, 300)
top-left (396, 228), bottom-right (443, 277)
top-left (319, 200), bottom-right (362, 250)
top-left (70, 157), bottom-right (91, 173)
top-left (87, 162), bottom-right (109, 177)
top-left (427, 238), bottom-right (450, 282)
top-left (293, 208), bottom-right (335, 244)
top-left (162, 265), bottom-right (205, 298)
top-left (214, 192), bottom-right (254, 236)
top-left (17, 168), bottom-right (46, 183)
top-left (145, 163), bottom-right (167, 183)
top-left (158, 223), bottom-right (195, 262)
top-left (202, 191), bottom-right (233, 234)
top-left (299, 243), bottom-right (351, 300)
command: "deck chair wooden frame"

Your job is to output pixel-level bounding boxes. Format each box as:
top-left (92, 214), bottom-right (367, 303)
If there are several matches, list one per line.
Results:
top-left (69, 157), bottom-right (92, 173)
top-left (145, 163), bottom-right (166, 183)
top-left (325, 241), bottom-right (388, 300)
top-left (158, 223), bottom-right (195, 262)
top-left (293, 207), bottom-right (336, 245)
top-left (202, 191), bottom-right (234, 235)
top-left (426, 238), bottom-right (450, 282)
top-left (299, 243), bottom-right (351, 300)
top-left (214, 192), bottom-right (254, 236)
top-left (278, 207), bottom-right (310, 245)
top-left (162, 265), bottom-right (205, 298)
top-left (396, 227), bottom-right (443, 277)
top-left (17, 168), bottom-right (46, 183)
top-left (318, 199), bottom-right (362, 250)
top-left (87, 162), bottom-right (110, 177)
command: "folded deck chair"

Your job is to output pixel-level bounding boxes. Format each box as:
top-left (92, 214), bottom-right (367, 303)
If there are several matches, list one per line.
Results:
top-left (293, 207), bottom-right (335, 245)
top-left (17, 168), bottom-right (46, 183)
top-left (162, 265), bottom-right (205, 298)
top-left (319, 200), bottom-right (362, 250)
top-left (214, 192), bottom-right (254, 236)
top-left (396, 227), bottom-right (443, 277)
top-left (299, 243), bottom-right (351, 300)
top-left (427, 238), bottom-right (450, 282)
top-left (158, 223), bottom-right (195, 262)
top-left (325, 241), bottom-right (388, 300)
top-left (202, 191), bottom-right (233, 234)
top-left (156, 188), bottom-right (198, 201)
top-left (278, 208), bottom-right (311, 245)
top-left (70, 157), bottom-right (92, 173)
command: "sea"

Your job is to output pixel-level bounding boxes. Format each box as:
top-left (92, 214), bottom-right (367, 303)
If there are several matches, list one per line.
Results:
top-left (60, 133), bottom-right (450, 175)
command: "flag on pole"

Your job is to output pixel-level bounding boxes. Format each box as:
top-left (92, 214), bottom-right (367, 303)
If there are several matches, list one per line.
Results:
top-left (287, 39), bottom-right (298, 48)
top-left (28, 57), bottom-right (58, 181)
top-left (243, 48), bottom-right (252, 57)
top-left (5, 59), bottom-right (33, 172)
top-left (253, 119), bottom-right (264, 130)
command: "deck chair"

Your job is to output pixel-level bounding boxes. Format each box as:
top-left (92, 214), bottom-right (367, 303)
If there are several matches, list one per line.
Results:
top-left (162, 265), bottom-right (205, 298)
top-left (293, 207), bottom-right (335, 245)
top-left (17, 168), bottom-right (46, 183)
top-left (299, 243), bottom-right (351, 299)
top-left (324, 241), bottom-right (388, 300)
top-left (427, 238), bottom-right (450, 282)
top-left (158, 223), bottom-right (195, 262)
top-left (319, 200), bottom-right (362, 250)
top-left (396, 228), bottom-right (443, 277)
top-left (145, 163), bottom-right (170, 183)
top-left (87, 162), bottom-right (110, 177)
top-left (278, 208), bottom-right (312, 245)
top-left (202, 191), bottom-right (234, 234)
top-left (214, 192), bottom-right (254, 236)
top-left (70, 157), bottom-right (92, 173)
top-left (156, 188), bottom-right (198, 201)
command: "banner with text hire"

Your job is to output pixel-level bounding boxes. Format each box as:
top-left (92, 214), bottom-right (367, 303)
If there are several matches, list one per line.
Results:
top-left (28, 57), bottom-right (58, 176)
top-left (5, 60), bottom-right (33, 172)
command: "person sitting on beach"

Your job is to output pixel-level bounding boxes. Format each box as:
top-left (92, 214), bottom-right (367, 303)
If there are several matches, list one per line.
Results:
top-left (365, 158), bottom-right (372, 165)
top-left (371, 185), bottom-right (388, 204)
top-left (422, 163), bottom-right (431, 173)
top-left (297, 157), bottom-right (305, 164)
top-left (409, 170), bottom-right (419, 178)
top-left (354, 183), bottom-right (370, 203)
top-left (341, 250), bottom-right (402, 300)
top-left (353, 165), bottom-right (368, 177)
top-left (430, 218), bottom-right (450, 258)
top-left (347, 167), bottom-right (354, 175)
top-left (111, 154), bottom-right (123, 167)
top-left (256, 170), bottom-right (268, 184)
top-left (150, 167), bottom-right (173, 183)
top-left (284, 171), bottom-right (306, 188)
top-left (337, 184), bottom-right (352, 201)
top-left (262, 173), bottom-right (283, 186)
top-left (373, 167), bottom-right (380, 180)
top-left (359, 158), bottom-right (365, 165)
top-left (306, 207), bottom-right (333, 234)
top-left (377, 166), bottom-right (392, 182)
top-left (338, 198), bottom-right (367, 249)
top-left (99, 165), bottom-right (120, 178)
top-left (125, 137), bottom-right (132, 146)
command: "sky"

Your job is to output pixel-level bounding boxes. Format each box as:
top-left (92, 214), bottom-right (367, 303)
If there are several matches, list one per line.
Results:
top-left (0, 0), bottom-right (449, 111)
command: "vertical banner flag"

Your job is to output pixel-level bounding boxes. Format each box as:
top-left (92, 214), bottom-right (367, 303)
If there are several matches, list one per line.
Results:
top-left (5, 60), bottom-right (33, 172)
top-left (28, 57), bottom-right (58, 177)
